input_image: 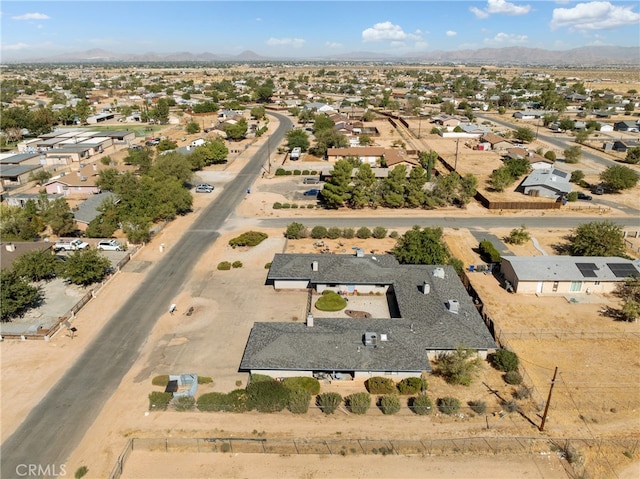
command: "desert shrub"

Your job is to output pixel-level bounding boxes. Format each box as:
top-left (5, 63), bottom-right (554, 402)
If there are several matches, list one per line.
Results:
top-left (342, 227), bottom-right (355, 239)
top-left (302, 170), bottom-right (310, 175)
top-left (285, 222), bottom-right (306, 239)
top-left (250, 373), bottom-right (274, 384)
top-left (365, 376), bottom-right (396, 394)
top-left (174, 395), bottom-right (196, 411)
top-left (291, 203), bottom-right (299, 209)
top-left (282, 203), bottom-right (291, 208)
top-left (346, 392), bottom-right (371, 414)
top-left (570, 170), bottom-right (585, 183)
top-left (514, 385), bottom-right (532, 400)
top-left (317, 392), bottom-right (342, 414)
top-left (273, 202), bottom-right (282, 209)
top-left (379, 395), bottom-right (401, 415)
top-left (397, 377), bottom-right (422, 395)
top-left (489, 349), bottom-right (519, 372)
top-left (198, 376), bottom-right (213, 384)
top-left (504, 371), bottom-right (523, 385)
top-left (74, 466), bottom-right (89, 479)
top-left (410, 394), bottom-right (433, 415)
top-left (435, 347), bottom-right (483, 386)
top-left (197, 392), bottom-right (229, 412)
top-left (356, 227), bottom-right (372, 239)
top-left (287, 388), bottom-right (311, 414)
top-left (275, 168), bottom-right (286, 176)
top-left (228, 231), bottom-right (268, 247)
top-left (306, 204), bottom-right (315, 209)
top-left (264, 262), bottom-right (272, 269)
top-left (327, 227), bottom-right (342, 239)
top-left (293, 169), bottom-right (301, 175)
top-left (389, 231), bottom-right (399, 239)
top-left (468, 400), bottom-right (487, 414)
top-left (310, 170), bottom-right (318, 175)
top-left (437, 396), bottom-right (461, 415)
top-left (479, 240), bottom-right (501, 263)
top-left (567, 191), bottom-right (578, 202)
top-left (315, 291), bottom-right (347, 311)
top-left (152, 375), bottom-right (169, 387)
top-left (502, 399), bottom-right (519, 413)
top-left (285, 170), bottom-right (292, 175)
top-left (246, 379), bottom-right (290, 412)
top-left (505, 226), bottom-right (530, 245)
top-left (217, 261), bottom-right (231, 270)
top-left (372, 226), bottom-right (388, 239)
top-left (226, 389), bottom-right (249, 412)
top-left (232, 261), bottom-right (243, 268)
top-left (282, 377), bottom-right (321, 395)
top-left (311, 225), bottom-right (328, 239)
top-left (148, 392), bottom-right (173, 411)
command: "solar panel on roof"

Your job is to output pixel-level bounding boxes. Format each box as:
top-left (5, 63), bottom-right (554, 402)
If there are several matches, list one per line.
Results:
top-left (607, 263), bottom-right (639, 278)
top-left (576, 263), bottom-right (598, 278)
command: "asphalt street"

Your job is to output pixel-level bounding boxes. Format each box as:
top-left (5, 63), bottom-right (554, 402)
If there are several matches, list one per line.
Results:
top-left (0, 112), bottom-right (292, 479)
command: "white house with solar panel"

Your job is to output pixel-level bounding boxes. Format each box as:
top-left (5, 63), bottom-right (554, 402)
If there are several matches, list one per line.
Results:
top-left (500, 256), bottom-right (640, 295)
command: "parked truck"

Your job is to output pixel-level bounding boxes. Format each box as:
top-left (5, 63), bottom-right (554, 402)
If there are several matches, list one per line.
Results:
top-left (54, 239), bottom-right (90, 252)
top-left (191, 138), bottom-right (206, 148)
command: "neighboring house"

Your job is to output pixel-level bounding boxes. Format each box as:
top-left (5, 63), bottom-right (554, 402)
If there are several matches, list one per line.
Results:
top-left (72, 191), bottom-right (118, 229)
top-left (0, 164), bottom-right (43, 188)
top-left (520, 168), bottom-right (572, 199)
top-left (598, 122), bottom-right (614, 132)
top-left (326, 147), bottom-right (414, 168)
top-left (504, 148), bottom-right (554, 170)
top-left (479, 133), bottom-right (512, 151)
top-left (0, 152), bottom-right (42, 166)
top-left (4, 192), bottom-right (62, 208)
top-left (240, 253), bottom-right (497, 379)
top-left (500, 256), bottom-right (640, 294)
top-left (0, 242), bottom-right (54, 271)
top-left (86, 112), bottom-right (116, 124)
top-left (604, 140), bottom-right (640, 153)
top-left (431, 114), bottom-right (468, 128)
top-left (614, 121), bottom-right (639, 132)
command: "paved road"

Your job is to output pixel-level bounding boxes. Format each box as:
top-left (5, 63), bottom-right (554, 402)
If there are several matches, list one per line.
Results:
top-left (0, 112), bottom-right (292, 479)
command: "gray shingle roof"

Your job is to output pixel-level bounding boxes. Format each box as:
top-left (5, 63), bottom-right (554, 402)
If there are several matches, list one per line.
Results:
top-left (502, 256), bottom-right (640, 282)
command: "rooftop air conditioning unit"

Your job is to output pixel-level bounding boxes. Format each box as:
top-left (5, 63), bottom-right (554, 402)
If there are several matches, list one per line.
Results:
top-left (363, 332), bottom-right (378, 347)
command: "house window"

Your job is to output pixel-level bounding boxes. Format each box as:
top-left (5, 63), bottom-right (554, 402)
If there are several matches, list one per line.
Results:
top-left (552, 281), bottom-right (559, 292)
top-left (569, 281), bottom-right (582, 292)
top-left (594, 281), bottom-right (600, 286)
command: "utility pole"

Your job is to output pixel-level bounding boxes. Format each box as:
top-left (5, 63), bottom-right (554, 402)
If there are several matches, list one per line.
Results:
top-left (454, 138), bottom-right (460, 172)
top-left (267, 135), bottom-right (271, 174)
top-left (539, 366), bottom-right (558, 432)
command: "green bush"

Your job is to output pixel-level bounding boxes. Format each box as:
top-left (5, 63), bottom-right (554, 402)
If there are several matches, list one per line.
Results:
top-left (372, 226), bottom-right (388, 239)
top-left (327, 227), bottom-right (342, 239)
top-left (228, 231), bottom-right (268, 247)
top-left (311, 225), bottom-right (328, 239)
top-left (291, 204), bottom-right (299, 209)
top-left (489, 349), bottom-right (519, 372)
top-left (198, 376), bottom-right (213, 384)
top-left (302, 170), bottom-right (310, 175)
top-left (504, 371), bottom-right (523, 385)
top-left (217, 261), bottom-right (231, 270)
top-left (282, 203), bottom-right (291, 208)
top-left (356, 227), bottom-right (372, 239)
top-left (479, 240), bottom-right (501, 263)
top-left (315, 291), bottom-right (347, 312)
top-left (285, 170), bottom-right (292, 175)
top-left (273, 202), bottom-right (282, 209)
top-left (149, 391), bottom-right (173, 411)
top-left (226, 389), bottom-right (249, 412)
top-left (197, 392), bottom-right (229, 412)
top-left (293, 169), bottom-right (301, 175)
top-left (174, 395), bottom-right (196, 411)
top-left (379, 395), bottom-right (401, 415)
top-left (246, 379), bottom-right (290, 412)
top-left (232, 261), bottom-right (243, 268)
top-left (285, 222), bottom-right (306, 239)
top-left (306, 204), bottom-right (315, 209)
top-left (250, 373), bottom-right (274, 383)
top-left (437, 396), bottom-right (461, 415)
top-left (410, 394), bottom-right (433, 415)
top-left (366, 376), bottom-right (396, 394)
top-left (436, 347), bottom-right (483, 386)
top-left (152, 375), bottom-right (169, 387)
top-left (342, 228), bottom-right (355, 239)
top-left (468, 400), bottom-right (487, 414)
top-left (317, 392), bottom-right (342, 414)
top-left (310, 170), bottom-right (318, 175)
top-left (567, 191), bottom-right (578, 202)
top-left (287, 388), bottom-right (311, 414)
top-left (264, 262), bottom-right (272, 269)
top-left (346, 392), bottom-right (371, 414)
top-left (389, 231), bottom-right (399, 239)
top-left (275, 168), bottom-right (286, 176)
top-left (397, 377), bottom-right (422, 395)
top-left (282, 377), bottom-right (321, 395)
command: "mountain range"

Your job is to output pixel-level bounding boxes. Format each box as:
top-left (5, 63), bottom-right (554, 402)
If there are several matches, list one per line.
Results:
top-left (8, 46), bottom-right (639, 66)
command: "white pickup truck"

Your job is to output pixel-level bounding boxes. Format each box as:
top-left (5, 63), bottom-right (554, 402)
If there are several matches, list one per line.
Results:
top-left (54, 239), bottom-right (90, 252)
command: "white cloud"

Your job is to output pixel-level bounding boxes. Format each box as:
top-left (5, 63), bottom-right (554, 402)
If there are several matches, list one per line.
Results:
top-left (266, 37), bottom-right (305, 48)
top-left (551, 1), bottom-right (640, 30)
top-left (1, 42), bottom-right (31, 51)
top-left (484, 32), bottom-right (529, 44)
top-left (362, 21), bottom-right (421, 42)
top-left (11, 12), bottom-right (50, 20)
top-left (446, 30), bottom-right (457, 37)
top-left (325, 41), bottom-right (343, 49)
top-left (471, 0), bottom-right (530, 18)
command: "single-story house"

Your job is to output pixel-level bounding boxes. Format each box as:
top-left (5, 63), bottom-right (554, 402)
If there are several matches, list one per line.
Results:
top-left (505, 148), bottom-right (554, 170)
top-left (0, 241), bottom-right (54, 271)
top-left (326, 147), bottom-right (413, 168)
top-left (4, 192), bottom-right (62, 208)
top-left (479, 133), bottom-right (512, 151)
top-left (0, 152), bottom-right (43, 166)
top-left (520, 168), bottom-right (572, 199)
top-left (86, 112), bottom-right (115, 124)
top-left (0, 164), bottom-right (43, 188)
top-left (44, 147), bottom-right (92, 166)
top-left (500, 256), bottom-right (640, 294)
top-left (240, 253), bottom-right (497, 379)
top-left (614, 121), bottom-right (639, 133)
top-left (72, 191), bottom-right (118, 228)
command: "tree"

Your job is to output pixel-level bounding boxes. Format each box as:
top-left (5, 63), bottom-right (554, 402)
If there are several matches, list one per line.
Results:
top-left (544, 150), bottom-right (557, 162)
top-left (459, 173), bottom-right (478, 205)
top-left (504, 157), bottom-right (531, 178)
top-left (563, 145), bottom-right (582, 164)
top-left (574, 129), bottom-right (590, 144)
top-left (0, 203), bottom-right (41, 241)
top-left (391, 226), bottom-right (451, 265)
top-left (512, 126), bottom-right (535, 143)
top-left (285, 222), bottom-right (306, 239)
top-left (319, 159), bottom-right (352, 209)
top-left (254, 82), bottom-right (274, 103)
top-left (570, 170), bottom-right (585, 183)
top-left (153, 98), bottom-right (170, 124)
top-left (419, 150), bottom-right (438, 181)
top-left (615, 278), bottom-right (640, 322)
top-left (124, 148), bottom-right (154, 174)
top-left (380, 165), bottom-right (407, 208)
top-left (359, 134), bottom-right (372, 146)
top-left (185, 121), bottom-right (201, 134)
top-left (42, 197), bottom-right (76, 236)
top-left (223, 117), bottom-right (248, 141)
top-left (379, 395), bottom-right (401, 415)
top-left (490, 167), bottom-right (514, 192)
top-left (29, 106), bottom-right (56, 135)
top-left (150, 152), bottom-right (193, 186)
top-left (489, 349), bottom-right (520, 372)
top-left (405, 166), bottom-right (427, 207)
top-left (349, 163), bottom-right (376, 208)
top-left (75, 99), bottom-right (92, 124)
top-left (570, 220), bottom-right (625, 257)
top-left (61, 248), bottom-right (112, 286)
top-left (435, 346), bottom-right (483, 386)
top-left (624, 147), bottom-right (640, 164)
top-left (12, 249), bottom-right (61, 281)
top-left (558, 117), bottom-right (575, 132)
top-left (1, 269), bottom-right (41, 322)
top-left (190, 138), bottom-right (229, 169)
top-left (285, 129), bottom-right (310, 152)
top-left (600, 165), bottom-right (639, 191)
top-left (250, 105), bottom-right (266, 120)
top-left (311, 129), bottom-right (347, 157)
top-left (313, 114), bottom-right (334, 133)
top-left (156, 139), bottom-right (177, 152)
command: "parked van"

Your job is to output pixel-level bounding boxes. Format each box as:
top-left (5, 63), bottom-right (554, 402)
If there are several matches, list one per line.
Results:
top-left (303, 177), bottom-right (320, 184)
top-left (290, 147), bottom-right (301, 160)
top-left (191, 138), bottom-right (205, 148)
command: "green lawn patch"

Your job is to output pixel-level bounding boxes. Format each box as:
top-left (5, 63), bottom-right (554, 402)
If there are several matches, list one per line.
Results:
top-left (314, 291), bottom-right (347, 312)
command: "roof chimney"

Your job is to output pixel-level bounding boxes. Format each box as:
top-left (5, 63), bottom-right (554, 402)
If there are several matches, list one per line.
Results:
top-left (312, 260), bottom-right (318, 272)
top-left (306, 312), bottom-right (314, 327)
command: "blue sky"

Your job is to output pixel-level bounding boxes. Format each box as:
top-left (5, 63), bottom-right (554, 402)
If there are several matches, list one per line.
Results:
top-left (1, 1), bottom-right (639, 60)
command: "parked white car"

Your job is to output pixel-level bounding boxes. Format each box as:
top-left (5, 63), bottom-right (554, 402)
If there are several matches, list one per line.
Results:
top-left (97, 239), bottom-right (123, 251)
top-left (54, 239), bottom-right (89, 251)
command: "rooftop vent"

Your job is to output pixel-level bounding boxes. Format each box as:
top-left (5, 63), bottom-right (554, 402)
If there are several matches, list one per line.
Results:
top-left (306, 312), bottom-right (314, 327)
top-left (423, 282), bottom-right (431, 294)
top-left (312, 260), bottom-right (318, 272)
top-left (433, 267), bottom-right (445, 279)
top-left (446, 299), bottom-right (460, 314)
top-left (380, 333), bottom-right (388, 341)
top-left (363, 332), bottom-right (378, 347)
top-left (356, 248), bottom-right (364, 258)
